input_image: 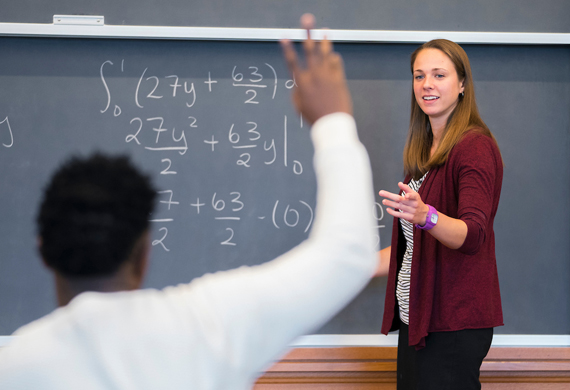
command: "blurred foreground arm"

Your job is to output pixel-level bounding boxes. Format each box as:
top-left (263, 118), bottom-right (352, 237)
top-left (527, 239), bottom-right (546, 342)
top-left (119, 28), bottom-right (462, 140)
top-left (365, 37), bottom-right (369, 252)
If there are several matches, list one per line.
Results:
top-left (169, 14), bottom-right (376, 384)
top-left (375, 246), bottom-right (391, 277)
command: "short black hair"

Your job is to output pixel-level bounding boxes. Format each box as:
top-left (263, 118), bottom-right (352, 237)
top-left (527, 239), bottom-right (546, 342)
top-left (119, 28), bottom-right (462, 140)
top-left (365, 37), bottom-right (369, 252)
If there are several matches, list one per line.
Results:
top-left (37, 153), bottom-right (156, 277)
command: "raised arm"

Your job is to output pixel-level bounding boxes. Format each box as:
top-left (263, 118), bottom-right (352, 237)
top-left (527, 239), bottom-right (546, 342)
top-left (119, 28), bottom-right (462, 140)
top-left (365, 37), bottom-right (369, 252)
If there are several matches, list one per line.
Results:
top-left (170, 14), bottom-right (376, 379)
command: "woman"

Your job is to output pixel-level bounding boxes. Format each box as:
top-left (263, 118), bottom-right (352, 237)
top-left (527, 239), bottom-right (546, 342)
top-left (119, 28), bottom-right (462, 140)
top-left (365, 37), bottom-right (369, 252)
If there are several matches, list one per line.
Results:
top-left (377, 39), bottom-right (503, 390)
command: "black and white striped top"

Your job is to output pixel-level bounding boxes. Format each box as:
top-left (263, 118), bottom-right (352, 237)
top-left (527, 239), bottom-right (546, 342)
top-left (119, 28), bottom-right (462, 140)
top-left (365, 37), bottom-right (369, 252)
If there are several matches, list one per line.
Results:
top-left (396, 172), bottom-right (428, 325)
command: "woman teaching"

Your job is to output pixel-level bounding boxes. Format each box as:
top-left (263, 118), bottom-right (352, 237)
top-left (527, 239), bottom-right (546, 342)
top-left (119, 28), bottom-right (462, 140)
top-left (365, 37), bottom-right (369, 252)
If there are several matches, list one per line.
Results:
top-left (377, 39), bottom-right (504, 389)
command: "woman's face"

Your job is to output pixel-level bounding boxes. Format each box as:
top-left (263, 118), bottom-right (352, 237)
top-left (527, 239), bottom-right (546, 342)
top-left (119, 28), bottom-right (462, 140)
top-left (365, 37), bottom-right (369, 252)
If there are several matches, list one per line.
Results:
top-left (412, 48), bottom-right (464, 126)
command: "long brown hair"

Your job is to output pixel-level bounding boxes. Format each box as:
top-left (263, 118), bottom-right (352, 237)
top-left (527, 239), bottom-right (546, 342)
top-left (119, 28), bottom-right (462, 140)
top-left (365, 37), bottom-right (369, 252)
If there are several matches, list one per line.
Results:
top-left (403, 39), bottom-right (497, 179)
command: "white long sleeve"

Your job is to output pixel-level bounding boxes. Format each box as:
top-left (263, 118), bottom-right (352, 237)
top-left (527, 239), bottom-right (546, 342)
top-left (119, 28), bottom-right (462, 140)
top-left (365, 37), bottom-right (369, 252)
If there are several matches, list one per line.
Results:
top-left (0, 113), bottom-right (377, 390)
top-left (183, 112), bottom-right (377, 376)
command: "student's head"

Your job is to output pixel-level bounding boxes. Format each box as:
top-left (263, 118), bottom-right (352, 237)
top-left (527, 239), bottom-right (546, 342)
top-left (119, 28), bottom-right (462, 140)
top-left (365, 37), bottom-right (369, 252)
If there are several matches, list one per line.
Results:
top-left (404, 39), bottom-right (491, 179)
top-left (37, 153), bottom-right (156, 282)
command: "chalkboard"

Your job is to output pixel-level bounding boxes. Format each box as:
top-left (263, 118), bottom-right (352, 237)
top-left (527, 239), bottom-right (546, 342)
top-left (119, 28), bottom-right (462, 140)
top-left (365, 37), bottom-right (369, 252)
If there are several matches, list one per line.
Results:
top-left (0, 37), bottom-right (569, 337)
top-left (2, 0), bottom-right (570, 33)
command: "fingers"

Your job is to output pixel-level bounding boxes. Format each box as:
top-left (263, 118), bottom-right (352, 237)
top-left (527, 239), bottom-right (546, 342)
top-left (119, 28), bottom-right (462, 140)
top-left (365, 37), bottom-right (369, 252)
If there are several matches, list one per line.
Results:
top-left (378, 190), bottom-right (404, 202)
top-left (320, 29), bottom-right (332, 56)
top-left (328, 52), bottom-right (343, 73)
top-left (380, 187), bottom-right (420, 219)
top-left (301, 14), bottom-right (316, 67)
top-left (300, 13), bottom-right (315, 30)
top-left (398, 182), bottom-right (415, 195)
top-left (385, 206), bottom-right (413, 221)
top-left (282, 13), bottom-right (316, 76)
top-left (293, 13), bottom-right (335, 72)
top-left (398, 182), bottom-right (424, 204)
top-left (382, 198), bottom-right (415, 215)
top-left (280, 39), bottom-right (300, 78)
top-left (301, 14), bottom-right (335, 68)
top-left (379, 190), bottom-right (410, 212)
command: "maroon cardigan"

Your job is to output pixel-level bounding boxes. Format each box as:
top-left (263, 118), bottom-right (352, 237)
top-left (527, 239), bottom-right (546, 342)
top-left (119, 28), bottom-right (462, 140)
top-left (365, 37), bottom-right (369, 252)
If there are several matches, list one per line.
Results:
top-left (381, 131), bottom-right (504, 348)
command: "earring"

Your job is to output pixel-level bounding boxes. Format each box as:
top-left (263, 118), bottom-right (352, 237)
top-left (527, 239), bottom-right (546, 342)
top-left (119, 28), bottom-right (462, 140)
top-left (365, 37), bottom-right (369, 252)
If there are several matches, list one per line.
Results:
top-left (460, 92), bottom-right (465, 98)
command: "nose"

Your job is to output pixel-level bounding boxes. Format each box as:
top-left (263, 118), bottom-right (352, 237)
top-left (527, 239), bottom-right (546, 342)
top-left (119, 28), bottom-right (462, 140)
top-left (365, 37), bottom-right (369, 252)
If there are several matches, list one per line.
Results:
top-left (422, 75), bottom-right (434, 90)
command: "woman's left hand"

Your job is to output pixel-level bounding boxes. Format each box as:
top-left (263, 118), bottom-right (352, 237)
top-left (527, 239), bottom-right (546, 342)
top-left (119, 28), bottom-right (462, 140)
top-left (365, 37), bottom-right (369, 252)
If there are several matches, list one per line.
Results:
top-left (379, 182), bottom-right (429, 226)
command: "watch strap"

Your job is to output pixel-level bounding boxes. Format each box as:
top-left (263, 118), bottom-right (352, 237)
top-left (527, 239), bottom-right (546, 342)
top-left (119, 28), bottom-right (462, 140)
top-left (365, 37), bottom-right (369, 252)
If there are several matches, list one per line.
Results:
top-left (416, 204), bottom-right (438, 230)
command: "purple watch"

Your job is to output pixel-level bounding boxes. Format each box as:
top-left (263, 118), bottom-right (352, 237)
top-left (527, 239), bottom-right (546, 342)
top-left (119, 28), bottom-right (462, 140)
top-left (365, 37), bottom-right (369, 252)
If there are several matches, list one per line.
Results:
top-left (416, 204), bottom-right (438, 230)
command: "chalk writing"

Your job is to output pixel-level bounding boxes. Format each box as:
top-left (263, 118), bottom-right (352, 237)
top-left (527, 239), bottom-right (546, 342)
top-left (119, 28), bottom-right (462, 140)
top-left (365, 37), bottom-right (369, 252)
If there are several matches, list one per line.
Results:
top-left (373, 203), bottom-right (386, 250)
top-left (98, 59), bottom-right (382, 252)
top-left (152, 227), bottom-right (170, 252)
top-left (0, 117), bottom-right (14, 148)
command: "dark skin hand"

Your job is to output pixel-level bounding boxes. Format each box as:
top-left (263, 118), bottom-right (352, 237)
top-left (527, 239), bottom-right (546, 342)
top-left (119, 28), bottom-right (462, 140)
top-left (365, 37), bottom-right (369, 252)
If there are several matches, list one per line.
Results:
top-left (280, 13), bottom-right (352, 125)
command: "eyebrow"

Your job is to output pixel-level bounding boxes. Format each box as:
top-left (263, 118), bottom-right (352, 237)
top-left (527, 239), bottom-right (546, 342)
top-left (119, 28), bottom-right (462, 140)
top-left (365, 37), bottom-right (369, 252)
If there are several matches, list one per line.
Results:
top-left (414, 67), bottom-right (449, 73)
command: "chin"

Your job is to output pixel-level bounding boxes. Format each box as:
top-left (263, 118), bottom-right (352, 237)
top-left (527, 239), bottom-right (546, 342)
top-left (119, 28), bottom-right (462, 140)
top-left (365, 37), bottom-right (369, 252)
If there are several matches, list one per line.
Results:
top-left (420, 108), bottom-right (439, 117)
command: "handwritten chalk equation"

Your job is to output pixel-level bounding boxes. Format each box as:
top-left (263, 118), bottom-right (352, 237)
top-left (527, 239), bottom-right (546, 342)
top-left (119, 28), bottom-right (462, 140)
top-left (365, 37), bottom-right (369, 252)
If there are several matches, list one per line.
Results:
top-left (100, 60), bottom-right (297, 114)
top-left (97, 59), bottom-right (384, 252)
top-left (1, 117), bottom-right (14, 148)
top-left (148, 190), bottom-right (314, 250)
top-left (219, 116), bottom-right (303, 173)
top-left (100, 60), bottom-right (304, 173)
top-left (230, 64), bottom-right (296, 104)
top-left (149, 193), bottom-right (385, 251)
top-left (127, 116), bottom-right (189, 155)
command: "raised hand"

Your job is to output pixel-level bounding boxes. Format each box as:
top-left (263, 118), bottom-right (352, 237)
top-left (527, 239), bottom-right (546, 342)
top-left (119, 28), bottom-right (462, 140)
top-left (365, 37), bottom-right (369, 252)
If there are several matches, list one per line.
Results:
top-left (281, 13), bottom-right (352, 125)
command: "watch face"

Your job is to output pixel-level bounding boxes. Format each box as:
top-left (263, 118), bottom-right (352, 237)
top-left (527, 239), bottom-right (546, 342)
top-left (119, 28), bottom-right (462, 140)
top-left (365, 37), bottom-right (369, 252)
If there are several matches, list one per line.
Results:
top-left (430, 214), bottom-right (438, 224)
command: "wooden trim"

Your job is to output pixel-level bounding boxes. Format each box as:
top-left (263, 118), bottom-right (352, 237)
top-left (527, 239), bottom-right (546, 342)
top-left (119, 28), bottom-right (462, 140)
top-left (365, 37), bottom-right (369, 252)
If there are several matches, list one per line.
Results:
top-left (255, 347), bottom-right (570, 388)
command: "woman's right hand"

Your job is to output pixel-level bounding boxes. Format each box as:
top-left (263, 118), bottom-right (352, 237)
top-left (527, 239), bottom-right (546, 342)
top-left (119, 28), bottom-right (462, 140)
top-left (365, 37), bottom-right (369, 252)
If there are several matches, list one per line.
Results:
top-left (379, 182), bottom-right (429, 226)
